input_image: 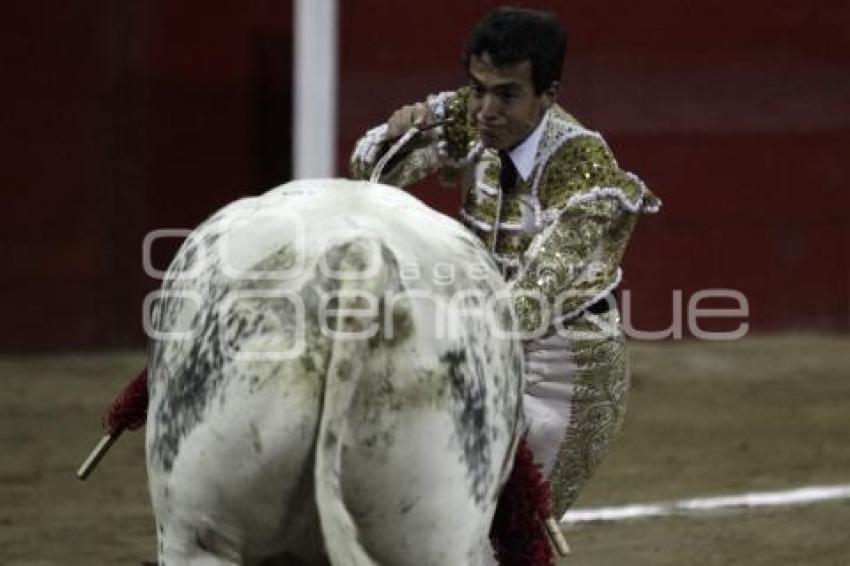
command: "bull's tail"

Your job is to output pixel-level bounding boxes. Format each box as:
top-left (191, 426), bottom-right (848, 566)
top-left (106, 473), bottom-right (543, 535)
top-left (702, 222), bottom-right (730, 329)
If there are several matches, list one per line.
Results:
top-left (314, 236), bottom-right (388, 566)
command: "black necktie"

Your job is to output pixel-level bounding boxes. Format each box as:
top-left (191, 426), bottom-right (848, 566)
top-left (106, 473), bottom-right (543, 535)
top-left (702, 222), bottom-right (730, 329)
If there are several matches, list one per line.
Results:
top-left (498, 150), bottom-right (518, 191)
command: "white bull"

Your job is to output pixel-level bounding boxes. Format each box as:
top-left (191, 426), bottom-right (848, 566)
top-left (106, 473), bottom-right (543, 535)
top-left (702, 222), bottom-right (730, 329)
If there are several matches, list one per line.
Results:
top-left (146, 180), bottom-right (523, 565)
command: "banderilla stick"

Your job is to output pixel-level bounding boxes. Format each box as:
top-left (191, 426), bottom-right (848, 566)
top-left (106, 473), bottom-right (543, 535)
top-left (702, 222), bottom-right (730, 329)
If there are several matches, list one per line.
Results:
top-left (545, 516), bottom-right (571, 557)
top-left (76, 367), bottom-right (149, 481)
top-left (76, 428), bottom-right (124, 481)
top-left (370, 118), bottom-right (454, 183)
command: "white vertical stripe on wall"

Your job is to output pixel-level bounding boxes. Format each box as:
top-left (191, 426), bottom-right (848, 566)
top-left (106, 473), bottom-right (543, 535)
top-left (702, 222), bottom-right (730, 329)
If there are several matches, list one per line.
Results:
top-left (294, 0), bottom-right (338, 178)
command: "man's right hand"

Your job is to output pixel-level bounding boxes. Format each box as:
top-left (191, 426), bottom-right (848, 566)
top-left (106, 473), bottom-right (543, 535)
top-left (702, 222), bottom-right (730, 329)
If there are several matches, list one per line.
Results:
top-left (385, 102), bottom-right (436, 143)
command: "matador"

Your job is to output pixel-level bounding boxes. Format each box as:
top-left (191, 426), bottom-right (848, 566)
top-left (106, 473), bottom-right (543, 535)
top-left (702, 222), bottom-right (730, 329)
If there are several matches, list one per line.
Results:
top-left (350, 7), bottom-right (660, 518)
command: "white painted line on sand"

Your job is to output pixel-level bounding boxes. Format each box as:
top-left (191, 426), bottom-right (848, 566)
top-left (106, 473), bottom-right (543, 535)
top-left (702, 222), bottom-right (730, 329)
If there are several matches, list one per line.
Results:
top-left (561, 484), bottom-right (850, 524)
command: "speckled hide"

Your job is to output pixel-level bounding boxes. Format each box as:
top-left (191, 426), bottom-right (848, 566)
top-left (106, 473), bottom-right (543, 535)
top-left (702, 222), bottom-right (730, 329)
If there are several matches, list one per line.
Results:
top-left (145, 180), bottom-right (523, 565)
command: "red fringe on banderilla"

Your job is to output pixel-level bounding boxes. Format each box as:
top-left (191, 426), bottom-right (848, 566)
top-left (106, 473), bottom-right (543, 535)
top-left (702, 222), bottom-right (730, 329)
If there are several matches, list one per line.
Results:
top-left (103, 368), bottom-right (555, 566)
top-left (489, 435), bottom-right (555, 566)
top-left (102, 367), bottom-right (149, 435)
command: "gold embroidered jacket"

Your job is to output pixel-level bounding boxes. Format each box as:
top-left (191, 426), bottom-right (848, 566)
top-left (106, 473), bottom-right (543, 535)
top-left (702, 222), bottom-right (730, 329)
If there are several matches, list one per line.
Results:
top-left (350, 87), bottom-right (661, 335)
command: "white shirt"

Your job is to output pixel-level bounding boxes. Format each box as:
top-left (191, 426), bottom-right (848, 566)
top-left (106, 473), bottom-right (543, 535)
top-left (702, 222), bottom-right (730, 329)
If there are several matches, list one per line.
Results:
top-left (507, 110), bottom-right (549, 182)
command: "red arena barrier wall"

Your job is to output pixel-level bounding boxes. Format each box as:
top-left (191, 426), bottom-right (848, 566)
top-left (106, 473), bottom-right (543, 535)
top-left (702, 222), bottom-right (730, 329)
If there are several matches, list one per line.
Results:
top-left (1, 1), bottom-right (847, 351)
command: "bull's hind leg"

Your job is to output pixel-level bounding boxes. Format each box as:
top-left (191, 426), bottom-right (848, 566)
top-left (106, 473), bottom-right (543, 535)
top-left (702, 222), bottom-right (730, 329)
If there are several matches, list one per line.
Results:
top-left (330, 406), bottom-right (499, 566)
top-left (256, 551), bottom-right (331, 566)
top-left (148, 365), bottom-right (328, 565)
top-left (155, 518), bottom-right (242, 565)
top-left (156, 518), bottom-right (331, 566)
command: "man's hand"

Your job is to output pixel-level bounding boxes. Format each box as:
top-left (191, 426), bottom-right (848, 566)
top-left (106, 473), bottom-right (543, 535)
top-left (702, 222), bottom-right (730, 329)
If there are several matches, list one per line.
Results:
top-left (385, 102), bottom-right (437, 146)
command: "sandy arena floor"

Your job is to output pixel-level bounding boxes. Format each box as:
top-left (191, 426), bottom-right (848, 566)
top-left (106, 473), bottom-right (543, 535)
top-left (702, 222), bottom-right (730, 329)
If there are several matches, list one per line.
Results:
top-left (1, 333), bottom-right (848, 565)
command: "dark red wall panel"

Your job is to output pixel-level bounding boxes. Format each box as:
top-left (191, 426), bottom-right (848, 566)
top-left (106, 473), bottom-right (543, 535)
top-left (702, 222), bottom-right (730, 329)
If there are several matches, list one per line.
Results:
top-left (2, 2), bottom-right (113, 351)
top-left (2, 1), bottom-right (848, 351)
top-left (1, 1), bottom-right (292, 352)
top-left (339, 0), bottom-right (850, 336)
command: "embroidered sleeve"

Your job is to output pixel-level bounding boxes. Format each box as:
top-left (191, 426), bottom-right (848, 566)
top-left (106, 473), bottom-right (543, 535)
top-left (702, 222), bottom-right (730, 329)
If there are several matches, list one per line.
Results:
top-left (349, 88), bottom-right (474, 187)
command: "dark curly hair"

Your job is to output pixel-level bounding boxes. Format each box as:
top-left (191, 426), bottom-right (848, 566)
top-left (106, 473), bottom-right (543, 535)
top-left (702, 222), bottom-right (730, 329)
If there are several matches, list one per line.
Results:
top-left (463, 7), bottom-right (567, 95)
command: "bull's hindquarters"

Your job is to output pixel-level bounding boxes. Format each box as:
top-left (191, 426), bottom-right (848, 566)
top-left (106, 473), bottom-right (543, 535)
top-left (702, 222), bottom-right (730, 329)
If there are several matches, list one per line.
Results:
top-left (145, 180), bottom-right (523, 565)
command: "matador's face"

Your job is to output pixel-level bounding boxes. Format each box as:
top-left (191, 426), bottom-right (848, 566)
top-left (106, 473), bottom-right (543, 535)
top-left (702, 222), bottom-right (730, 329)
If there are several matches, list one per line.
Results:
top-left (467, 53), bottom-right (556, 151)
